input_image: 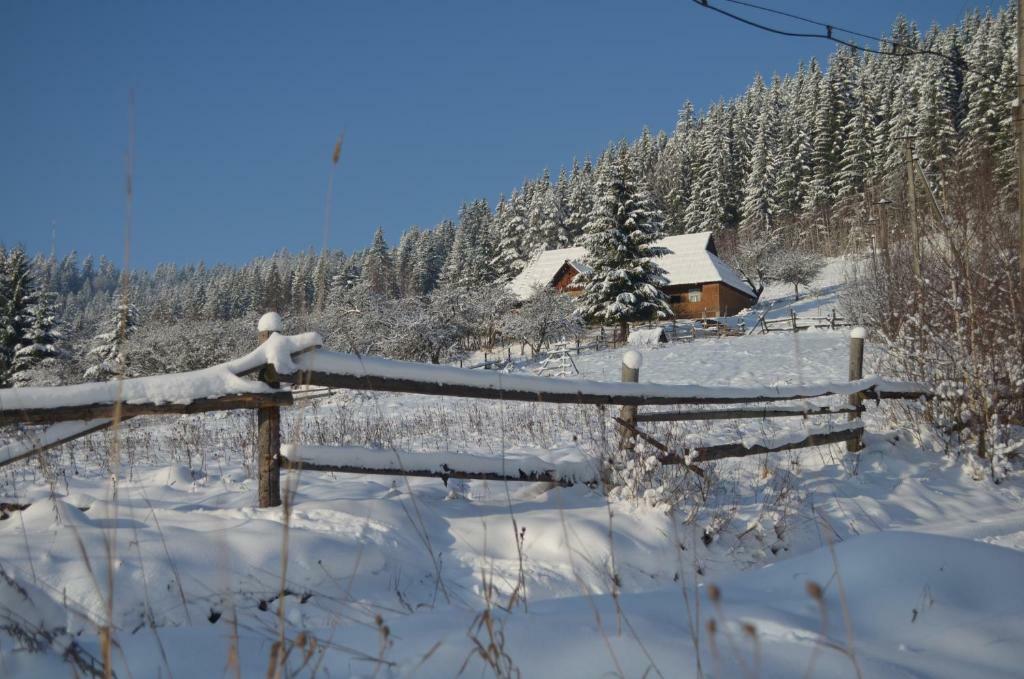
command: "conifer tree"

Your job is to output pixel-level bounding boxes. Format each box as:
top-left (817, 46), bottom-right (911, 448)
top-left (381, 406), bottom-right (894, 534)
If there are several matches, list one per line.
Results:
top-left (83, 292), bottom-right (138, 381)
top-left (12, 285), bottom-right (62, 386)
top-left (360, 228), bottom-right (396, 298)
top-left (576, 159), bottom-right (672, 339)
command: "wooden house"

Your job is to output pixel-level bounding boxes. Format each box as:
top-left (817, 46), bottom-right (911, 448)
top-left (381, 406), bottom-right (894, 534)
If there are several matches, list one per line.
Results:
top-left (507, 232), bottom-right (756, 319)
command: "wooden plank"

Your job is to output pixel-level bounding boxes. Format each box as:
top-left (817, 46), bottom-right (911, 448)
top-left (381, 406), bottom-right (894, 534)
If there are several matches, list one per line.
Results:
top-left (612, 417), bottom-right (706, 478)
top-left (660, 427), bottom-right (865, 464)
top-left (0, 391), bottom-right (293, 426)
top-left (281, 457), bottom-right (583, 487)
top-left (281, 369), bottom-right (913, 407)
top-left (634, 405), bottom-right (862, 422)
top-left (281, 426), bottom-right (862, 486)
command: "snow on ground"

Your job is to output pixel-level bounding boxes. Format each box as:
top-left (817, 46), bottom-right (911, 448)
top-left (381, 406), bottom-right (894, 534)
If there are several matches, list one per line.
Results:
top-left (1, 260), bottom-right (1023, 677)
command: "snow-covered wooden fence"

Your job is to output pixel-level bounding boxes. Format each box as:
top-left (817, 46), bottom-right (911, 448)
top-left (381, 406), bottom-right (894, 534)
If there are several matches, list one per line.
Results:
top-left (758, 309), bottom-right (852, 334)
top-left (0, 314), bottom-right (929, 505)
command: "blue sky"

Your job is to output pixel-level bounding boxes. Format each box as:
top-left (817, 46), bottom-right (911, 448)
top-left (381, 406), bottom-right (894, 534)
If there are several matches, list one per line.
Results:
top-left (1, 1), bottom-right (1004, 268)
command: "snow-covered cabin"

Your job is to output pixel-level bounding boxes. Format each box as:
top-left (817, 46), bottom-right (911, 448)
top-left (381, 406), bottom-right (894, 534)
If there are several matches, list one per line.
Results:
top-left (507, 232), bottom-right (756, 319)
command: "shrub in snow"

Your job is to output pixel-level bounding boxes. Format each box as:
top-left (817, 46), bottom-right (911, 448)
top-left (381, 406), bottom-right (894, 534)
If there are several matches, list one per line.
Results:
top-left (843, 165), bottom-right (1023, 480)
top-left (502, 286), bottom-right (582, 354)
top-left (126, 316), bottom-right (255, 375)
top-left (770, 250), bottom-right (824, 300)
top-left (720, 226), bottom-right (781, 299)
top-left (603, 438), bottom-right (691, 511)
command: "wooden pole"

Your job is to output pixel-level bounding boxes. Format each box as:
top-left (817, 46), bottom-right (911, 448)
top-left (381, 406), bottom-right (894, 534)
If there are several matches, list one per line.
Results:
top-left (618, 350), bottom-right (642, 450)
top-left (847, 327), bottom-right (866, 453)
top-left (1018, 0), bottom-right (1024, 288)
top-left (903, 135), bottom-right (921, 279)
top-left (877, 198), bottom-right (892, 271)
top-left (257, 312), bottom-right (283, 508)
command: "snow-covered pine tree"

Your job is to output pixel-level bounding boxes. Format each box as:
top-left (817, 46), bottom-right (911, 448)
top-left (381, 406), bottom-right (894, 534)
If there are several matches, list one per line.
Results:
top-left (491, 193), bottom-right (529, 281)
top-left (0, 246), bottom-right (11, 385)
top-left (262, 261), bottom-right (286, 311)
top-left (576, 159), bottom-right (672, 339)
top-left (440, 200), bottom-right (494, 288)
top-left (83, 292), bottom-right (139, 381)
top-left (410, 229), bottom-right (438, 295)
top-left (908, 26), bottom-right (959, 186)
top-left (0, 247), bottom-right (39, 387)
top-left (361, 227), bottom-right (396, 298)
top-left (563, 158), bottom-right (595, 244)
top-left (394, 226), bottom-right (421, 297)
top-left (526, 170), bottom-right (566, 250)
top-left (653, 103), bottom-right (696, 232)
top-left (12, 285), bottom-right (62, 386)
top-left (837, 65), bottom-right (876, 203)
top-left (741, 78), bottom-right (783, 230)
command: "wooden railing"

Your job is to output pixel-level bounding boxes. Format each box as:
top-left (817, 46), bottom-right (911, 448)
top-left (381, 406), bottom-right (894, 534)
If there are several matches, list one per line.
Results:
top-left (0, 313), bottom-right (928, 507)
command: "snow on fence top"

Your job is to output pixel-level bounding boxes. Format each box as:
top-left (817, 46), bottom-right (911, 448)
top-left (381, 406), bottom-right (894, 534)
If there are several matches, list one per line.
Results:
top-left (0, 332), bottom-right (322, 414)
top-left (284, 347), bottom-right (926, 405)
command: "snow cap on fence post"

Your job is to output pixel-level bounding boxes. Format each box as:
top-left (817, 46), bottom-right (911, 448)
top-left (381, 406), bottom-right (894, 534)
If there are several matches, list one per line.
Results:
top-left (850, 326), bottom-right (867, 340)
top-left (622, 350), bottom-right (643, 371)
top-left (258, 311), bottom-right (283, 335)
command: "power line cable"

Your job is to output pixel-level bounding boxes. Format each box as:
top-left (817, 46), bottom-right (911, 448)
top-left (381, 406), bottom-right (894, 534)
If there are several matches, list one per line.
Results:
top-left (690, 0), bottom-right (1012, 93)
top-left (716, 0), bottom-right (897, 43)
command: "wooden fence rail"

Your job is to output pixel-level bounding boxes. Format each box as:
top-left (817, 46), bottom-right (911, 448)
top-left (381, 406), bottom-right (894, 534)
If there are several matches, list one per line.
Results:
top-left (275, 349), bottom-right (923, 407)
top-left (0, 313), bottom-right (930, 508)
top-left (0, 392), bottom-right (291, 427)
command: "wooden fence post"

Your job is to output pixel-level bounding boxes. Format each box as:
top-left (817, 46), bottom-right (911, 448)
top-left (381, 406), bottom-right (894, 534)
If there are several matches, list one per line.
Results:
top-left (847, 327), bottom-right (866, 453)
top-left (790, 310), bottom-right (798, 332)
top-left (618, 350), bottom-right (642, 450)
top-left (257, 312), bottom-right (283, 508)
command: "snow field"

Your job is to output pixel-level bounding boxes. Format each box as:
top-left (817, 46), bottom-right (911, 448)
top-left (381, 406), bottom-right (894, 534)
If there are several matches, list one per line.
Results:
top-left (1, 263), bottom-right (1022, 677)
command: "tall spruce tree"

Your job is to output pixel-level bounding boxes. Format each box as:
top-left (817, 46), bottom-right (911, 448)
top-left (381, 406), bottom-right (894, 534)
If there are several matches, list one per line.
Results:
top-left (576, 159), bottom-right (672, 339)
top-left (83, 291), bottom-right (138, 381)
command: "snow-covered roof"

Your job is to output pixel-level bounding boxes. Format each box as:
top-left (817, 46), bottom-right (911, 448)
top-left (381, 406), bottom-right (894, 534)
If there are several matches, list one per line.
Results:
top-left (656, 234), bottom-right (755, 298)
top-left (507, 231), bottom-right (755, 300)
top-left (507, 246), bottom-right (587, 300)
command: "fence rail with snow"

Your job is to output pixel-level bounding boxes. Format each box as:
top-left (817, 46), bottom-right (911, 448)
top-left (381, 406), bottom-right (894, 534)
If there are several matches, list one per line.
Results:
top-left (0, 314), bottom-right (929, 504)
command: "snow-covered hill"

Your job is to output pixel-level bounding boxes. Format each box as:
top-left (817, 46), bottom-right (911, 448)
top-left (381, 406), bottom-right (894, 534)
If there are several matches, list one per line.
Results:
top-left (1, 262), bottom-right (1022, 678)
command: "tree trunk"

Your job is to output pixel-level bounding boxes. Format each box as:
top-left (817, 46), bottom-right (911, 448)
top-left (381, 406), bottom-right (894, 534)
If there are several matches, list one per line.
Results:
top-left (793, 283), bottom-right (800, 300)
top-left (619, 319), bottom-right (629, 343)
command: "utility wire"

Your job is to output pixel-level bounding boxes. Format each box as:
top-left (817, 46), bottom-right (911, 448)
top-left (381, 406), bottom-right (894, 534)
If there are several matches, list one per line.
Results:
top-left (716, 0), bottom-right (896, 43)
top-left (690, 0), bottom-right (1013, 93)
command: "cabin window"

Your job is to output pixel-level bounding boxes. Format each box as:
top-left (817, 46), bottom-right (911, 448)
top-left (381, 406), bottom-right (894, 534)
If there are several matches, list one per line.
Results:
top-left (669, 294), bottom-right (682, 304)
top-left (688, 289), bottom-right (702, 303)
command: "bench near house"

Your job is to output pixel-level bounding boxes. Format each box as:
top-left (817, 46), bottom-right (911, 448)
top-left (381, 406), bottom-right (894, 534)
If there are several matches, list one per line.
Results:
top-left (508, 231), bottom-right (757, 319)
